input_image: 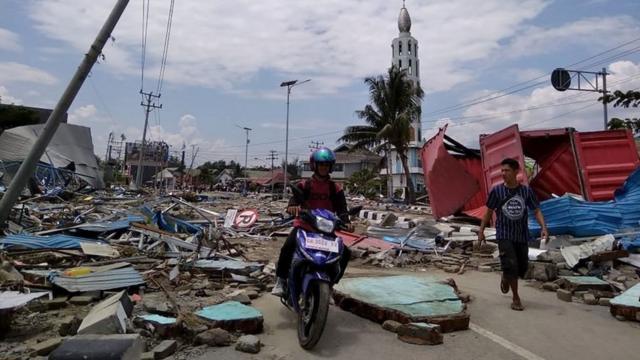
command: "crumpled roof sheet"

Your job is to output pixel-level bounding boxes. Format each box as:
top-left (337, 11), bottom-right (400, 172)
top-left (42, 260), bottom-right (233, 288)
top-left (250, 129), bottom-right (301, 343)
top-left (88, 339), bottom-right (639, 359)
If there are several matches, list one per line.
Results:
top-left (0, 291), bottom-right (48, 310)
top-left (530, 167), bottom-right (640, 237)
top-left (0, 123), bottom-right (104, 188)
top-left (0, 234), bottom-right (106, 250)
top-left (50, 266), bottom-right (145, 292)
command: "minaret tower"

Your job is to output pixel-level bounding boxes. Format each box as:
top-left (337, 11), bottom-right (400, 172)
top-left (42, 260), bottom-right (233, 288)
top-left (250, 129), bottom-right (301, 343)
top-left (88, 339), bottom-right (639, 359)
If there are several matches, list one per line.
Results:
top-left (391, 0), bottom-right (421, 141)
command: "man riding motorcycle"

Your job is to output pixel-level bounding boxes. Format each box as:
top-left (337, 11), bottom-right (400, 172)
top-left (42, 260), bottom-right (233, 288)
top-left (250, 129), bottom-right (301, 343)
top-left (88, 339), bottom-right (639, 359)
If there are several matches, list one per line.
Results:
top-left (272, 147), bottom-right (353, 296)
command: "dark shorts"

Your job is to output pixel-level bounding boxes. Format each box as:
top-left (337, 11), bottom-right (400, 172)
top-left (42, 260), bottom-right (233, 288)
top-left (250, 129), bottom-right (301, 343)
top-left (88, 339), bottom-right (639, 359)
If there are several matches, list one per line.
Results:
top-left (498, 240), bottom-right (529, 279)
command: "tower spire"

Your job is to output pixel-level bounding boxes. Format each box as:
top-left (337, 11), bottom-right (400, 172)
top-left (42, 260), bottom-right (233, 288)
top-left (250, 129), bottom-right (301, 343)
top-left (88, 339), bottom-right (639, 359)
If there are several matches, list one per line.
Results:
top-left (398, 1), bottom-right (411, 33)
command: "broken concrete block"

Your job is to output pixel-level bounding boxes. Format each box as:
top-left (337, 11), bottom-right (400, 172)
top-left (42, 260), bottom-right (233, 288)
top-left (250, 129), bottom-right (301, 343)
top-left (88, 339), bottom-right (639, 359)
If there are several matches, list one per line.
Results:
top-left (244, 290), bottom-right (259, 300)
top-left (30, 337), bottom-right (63, 356)
top-left (69, 295), bottom-right (94, 306)
top-left (598, 298), bottom-right (611, 306)
top-left (583, 293), bottom-right (598, 305)
top-left (397, 323), bottom-right (443, 345)
top-left (236, 335), bottom-right (261, 354)
top-left (152, 340), bottom-right (177, 359)
top-left (195, 328), bottom-right (233, 346)
top-left (382, 320), bottom-right (402, 333)
top-left (609, 283), bottom-right (640, 321)
top-left (49, 334), bottom-right (143, 360)
top-left (101, 291), bottom-right (134, 317)
top-left (44, 297), bottom-right (68, 310)
top-left (557, 289), bottom-right (573, 302)
top-left (529, 262), bottom-right (558, 282)
top-left (143, 293), bottom-right (175, 316)
top-left (58, 315), bottom-right (82, 336)
top-left (196, 301), bottom-right (264, 334)
top-left (227, 293), bottom-right (252, 305)
top-left (77, 302), bottom-right (127, 335)
top-left (141, 352), bottom-right (155, 360)
top-left (542, 282), bottom-right (559, 292)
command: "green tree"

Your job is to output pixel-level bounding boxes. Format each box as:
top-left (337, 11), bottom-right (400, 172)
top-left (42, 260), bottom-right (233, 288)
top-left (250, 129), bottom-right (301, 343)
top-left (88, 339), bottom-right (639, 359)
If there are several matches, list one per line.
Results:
top-left (339, 66), bottom-right (423, 204)
top-left (601, 89), bottom-right (640, 134)
top-left (345, 168), bottom-right (381, 199)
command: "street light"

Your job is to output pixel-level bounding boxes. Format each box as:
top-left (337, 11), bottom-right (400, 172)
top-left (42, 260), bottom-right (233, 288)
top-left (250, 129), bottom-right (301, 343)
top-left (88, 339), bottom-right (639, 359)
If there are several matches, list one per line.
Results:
top-left (280, 78), bottom-right (311, 195)
top-left (237, 125), bottom-right (252, 195)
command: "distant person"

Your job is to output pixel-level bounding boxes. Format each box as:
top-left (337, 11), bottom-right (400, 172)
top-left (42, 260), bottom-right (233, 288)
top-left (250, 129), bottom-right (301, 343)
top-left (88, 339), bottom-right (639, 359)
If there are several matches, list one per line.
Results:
top-left (478, 158), bottom-right (548, 311)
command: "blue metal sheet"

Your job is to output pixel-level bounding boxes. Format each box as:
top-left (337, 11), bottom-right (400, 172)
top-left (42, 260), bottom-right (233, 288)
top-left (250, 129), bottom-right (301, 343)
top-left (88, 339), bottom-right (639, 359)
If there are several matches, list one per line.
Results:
top-left (0, 234), bottom-right (105, 250)
top-left (529, 168), bottom-right (640, 237)
top-left (137, 314), bottom-right (177, 325)
top-left (50, 267), bottom-right (145, 292)
top-left (74, 215), bottom-right (145, 233)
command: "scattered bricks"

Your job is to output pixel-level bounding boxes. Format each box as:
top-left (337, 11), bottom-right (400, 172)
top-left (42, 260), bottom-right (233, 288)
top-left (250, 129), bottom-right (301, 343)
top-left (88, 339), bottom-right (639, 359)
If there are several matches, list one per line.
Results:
top-left (528, 262), bottom-right (558, 282)
top-left (44, 297), bottom-right (68, 310)
top-left (584, 293), bottom-right (598, 305)
top-left (444, 265), bottom-right (459, 273)
top-left (397, 323), bottom-right (443, 345)
top-left (58, 315), bottom-right (82, 336)
top-left (598, 298), bottom-right (611, 306)
top-left (30, 337), bottom-right (63, 356)
top-left (557, 289), bottom-right (573, 302)
top-left (244, 290), bottom-right (259, 300)
top-left (542, 282), bottom-right (560, 292)
top-left (69, 296), bottom-right (94, 306)
top-left (382, 320), bottom-right (403, 333)
top-left (478, 265), bottom-right (493, 272)
top-left (235, 335), bottom-right (261, 354)
top-left (227, 293), bottom-right (251, 305)
top-left (152, 340), bottom-right (177, 359)
top-left (195, 328), bottom-right (234, 347)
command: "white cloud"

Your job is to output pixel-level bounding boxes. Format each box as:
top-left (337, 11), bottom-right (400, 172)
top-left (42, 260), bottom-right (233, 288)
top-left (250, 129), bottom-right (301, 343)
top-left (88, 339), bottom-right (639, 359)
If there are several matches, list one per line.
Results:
top-left (0, 28), bottom-right (21, 52)
top-left (27, 0), bottom-right (551, 95)
top-left (425, 60), bottom-right (640, 146)
top-left (0, 62), bottom-right (57, 85)
top-left (506, 16), bottom-right (640, 59)
top-left (0, 86), bottom-right (22, 104)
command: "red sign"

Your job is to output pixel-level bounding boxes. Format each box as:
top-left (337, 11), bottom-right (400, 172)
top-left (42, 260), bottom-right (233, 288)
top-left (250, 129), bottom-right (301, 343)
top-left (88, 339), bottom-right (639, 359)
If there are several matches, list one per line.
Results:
top-left (234, 209), bottom-right (258, 228)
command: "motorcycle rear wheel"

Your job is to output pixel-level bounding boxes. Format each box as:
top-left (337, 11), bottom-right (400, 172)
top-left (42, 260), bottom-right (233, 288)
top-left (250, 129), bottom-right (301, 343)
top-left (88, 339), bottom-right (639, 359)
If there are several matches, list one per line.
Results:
top-left (297, 281), bottom-right (330, 350)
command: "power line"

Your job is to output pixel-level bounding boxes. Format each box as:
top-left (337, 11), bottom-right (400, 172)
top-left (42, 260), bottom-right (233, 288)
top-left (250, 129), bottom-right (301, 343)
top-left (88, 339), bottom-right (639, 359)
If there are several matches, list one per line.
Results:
top-left (140, 0), bottom-right (150, 91)
top-left (156, 0), bottom-right (175, 94)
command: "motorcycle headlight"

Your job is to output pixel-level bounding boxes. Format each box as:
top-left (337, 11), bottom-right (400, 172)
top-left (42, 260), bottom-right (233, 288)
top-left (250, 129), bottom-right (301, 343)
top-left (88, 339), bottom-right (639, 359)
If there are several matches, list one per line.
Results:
top-left (315, 216), bottom-right (335, 233)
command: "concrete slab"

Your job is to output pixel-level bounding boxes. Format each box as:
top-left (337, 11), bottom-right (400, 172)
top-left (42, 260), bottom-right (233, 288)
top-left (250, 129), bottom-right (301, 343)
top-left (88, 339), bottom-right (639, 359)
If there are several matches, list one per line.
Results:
top-left (196, 301), bottom-right (264, 334)
top-left (559, 276), bottom-right (612, 292)
top-left (333, 275), bottom-right (469, 332)
top-left (49, 334), bottom-right (143, 360)
top-left (610, 283), bottom-right (640, 321)
top-left (77, 302), bottom-right (127, 334)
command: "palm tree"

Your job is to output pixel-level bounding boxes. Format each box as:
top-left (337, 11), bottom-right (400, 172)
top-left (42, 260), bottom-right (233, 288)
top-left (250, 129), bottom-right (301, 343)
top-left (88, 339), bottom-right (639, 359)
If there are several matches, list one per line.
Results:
top-left (339, 65), bottom-right (424, 204)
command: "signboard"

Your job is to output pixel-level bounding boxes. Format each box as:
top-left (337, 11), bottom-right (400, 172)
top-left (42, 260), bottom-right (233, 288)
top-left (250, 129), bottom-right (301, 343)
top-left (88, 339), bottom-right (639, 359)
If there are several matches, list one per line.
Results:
top-left (233, 209), bottom-right (259, 228)
top-left (224, 209), bottom-right (238, 228)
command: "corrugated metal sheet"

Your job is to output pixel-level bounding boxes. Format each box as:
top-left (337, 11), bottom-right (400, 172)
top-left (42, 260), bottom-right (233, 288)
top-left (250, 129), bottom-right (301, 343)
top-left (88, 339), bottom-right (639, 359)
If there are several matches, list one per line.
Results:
top-left (530, 168), bottom-right (640, 237)
top-left (574, 130), bottom-right (640, 201)
top-left (480, 124), bottom-right (528, 194)
top-left (0, 234), bottom-right (105, 250)
top-left (0, 291), bottom-right (49, 310)
top-left (420, 125), bottom-right (480, 218)
top-left (529, 141), bottom-right (581, 200)
top-left (50, 266), bottom-right (145, 292)
top-left (455, 156), bottom-right (486, 211)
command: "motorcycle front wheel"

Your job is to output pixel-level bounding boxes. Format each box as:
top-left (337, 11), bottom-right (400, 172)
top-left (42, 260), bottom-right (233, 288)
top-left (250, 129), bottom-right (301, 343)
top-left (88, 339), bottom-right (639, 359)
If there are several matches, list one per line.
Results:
top-left (297, 281), bottom-right (330, 350)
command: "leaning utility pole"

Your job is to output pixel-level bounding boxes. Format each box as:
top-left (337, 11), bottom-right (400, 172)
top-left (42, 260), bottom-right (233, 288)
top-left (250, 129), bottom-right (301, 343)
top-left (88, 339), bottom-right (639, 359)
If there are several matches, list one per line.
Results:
top-left (0, 0), bottom-right (130, 226)
top-left (135, 90), bottom-right (162, 188)
top-left (267, 150), bottom-right (279, 195)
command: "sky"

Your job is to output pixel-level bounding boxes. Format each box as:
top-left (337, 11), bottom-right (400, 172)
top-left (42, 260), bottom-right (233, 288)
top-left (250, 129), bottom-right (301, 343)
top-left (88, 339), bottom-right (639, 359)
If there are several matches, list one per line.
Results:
top-left (1, 0), bottom-right (640, 167)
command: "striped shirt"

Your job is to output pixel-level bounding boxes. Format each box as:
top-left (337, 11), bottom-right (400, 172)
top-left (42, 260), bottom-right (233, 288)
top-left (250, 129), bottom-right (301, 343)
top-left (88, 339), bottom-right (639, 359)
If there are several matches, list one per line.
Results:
top-left (486, 184), bottom-right (539, 243)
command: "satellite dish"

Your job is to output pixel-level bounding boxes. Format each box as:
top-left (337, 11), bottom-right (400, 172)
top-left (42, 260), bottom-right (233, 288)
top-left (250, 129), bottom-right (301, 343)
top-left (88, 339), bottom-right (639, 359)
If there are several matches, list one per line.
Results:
top-left (551, 68), bottom-right (571, 91)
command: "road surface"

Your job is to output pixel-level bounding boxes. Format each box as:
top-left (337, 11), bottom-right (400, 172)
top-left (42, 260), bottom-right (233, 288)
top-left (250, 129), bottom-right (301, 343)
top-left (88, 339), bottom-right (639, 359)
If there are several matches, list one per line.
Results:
top-left (198, 267), bottom-right (640, 360)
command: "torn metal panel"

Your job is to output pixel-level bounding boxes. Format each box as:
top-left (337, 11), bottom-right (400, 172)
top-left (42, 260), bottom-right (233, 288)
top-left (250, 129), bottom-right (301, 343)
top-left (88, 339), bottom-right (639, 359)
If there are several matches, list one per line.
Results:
top-left (420, 125), bottom-right (481, 219)
top-left (480, 124), bottom-right (528, 194)
top-left (0, 233), bottom-right (107, 250)
top-left (0, 291), bottom-right (49, 310)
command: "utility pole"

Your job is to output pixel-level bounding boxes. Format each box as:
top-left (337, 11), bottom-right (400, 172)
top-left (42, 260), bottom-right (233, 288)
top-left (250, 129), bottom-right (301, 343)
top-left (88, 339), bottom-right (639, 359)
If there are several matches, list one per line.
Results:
top-left (135, 90), bottom-right (162, 188)
top-left (550, 67), bottom-right (609, 130)
top-left (267, 150), bottom-right (279, 195)
top-left (239, 126), bottom-right (252, 195)
top-left (309, 141), bottom-right (324, 150)
top-left (0, 0), bottom-right (130, 226)
top-left (280, 79), bottom-right (311, 195)
top-left (105, 132), bottom-right (113, 162)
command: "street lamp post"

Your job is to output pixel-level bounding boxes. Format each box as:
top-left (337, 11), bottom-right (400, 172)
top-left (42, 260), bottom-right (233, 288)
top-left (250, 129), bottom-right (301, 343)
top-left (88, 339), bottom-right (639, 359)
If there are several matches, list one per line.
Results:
top-left (239, 126), bottom-right (252, 195)
top-left (280, 79), bottom-right (310, 195)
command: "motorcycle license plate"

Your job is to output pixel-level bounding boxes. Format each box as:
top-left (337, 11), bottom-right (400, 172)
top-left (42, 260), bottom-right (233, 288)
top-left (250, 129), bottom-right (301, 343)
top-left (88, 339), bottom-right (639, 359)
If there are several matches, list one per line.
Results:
top-left (305, 236), bottom-right (339, 253)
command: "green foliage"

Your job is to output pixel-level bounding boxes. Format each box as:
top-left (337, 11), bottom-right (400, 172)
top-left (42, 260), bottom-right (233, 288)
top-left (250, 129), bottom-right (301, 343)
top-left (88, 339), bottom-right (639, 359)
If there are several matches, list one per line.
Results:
top-left (339, 66), bottom-right (423, 203)
top-left (345, 168), bottom-right (381, 199)
top-left (601, 90), bottom-right (640, 134)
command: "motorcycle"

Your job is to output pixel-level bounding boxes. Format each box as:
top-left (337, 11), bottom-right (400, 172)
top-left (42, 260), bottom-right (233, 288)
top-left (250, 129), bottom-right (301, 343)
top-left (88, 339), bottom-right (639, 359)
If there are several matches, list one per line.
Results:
top-left (278, 184), bottom-right (361, 349)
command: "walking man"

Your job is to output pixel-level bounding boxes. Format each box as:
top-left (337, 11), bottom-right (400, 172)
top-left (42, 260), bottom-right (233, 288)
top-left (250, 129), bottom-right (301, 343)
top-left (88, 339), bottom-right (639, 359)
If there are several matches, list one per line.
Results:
top-left (478, 158), bottom-right (548, 311)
